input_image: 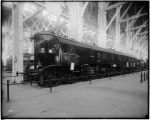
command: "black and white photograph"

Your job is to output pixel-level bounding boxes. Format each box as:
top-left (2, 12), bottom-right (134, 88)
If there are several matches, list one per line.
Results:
top-left (1, 0), bottom-right (149, 119)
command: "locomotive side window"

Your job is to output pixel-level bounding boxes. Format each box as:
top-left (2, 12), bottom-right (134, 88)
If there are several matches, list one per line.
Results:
top-left (61, 44), bottom-right (67, 53)
top-left (48, 39), bottom-right (59, 54)
top-left (111, 54), bottom-right (114, 60)
top-left (61, 44), bottom-right (76, 54)
top-left (97, 52), bottom-right (101, 63)
top-left (49, 49), bottom-right (52, 53)
top-left (90, 51), bottom-right (95, 57)
top-left (103, 53), bottom-right (106, 59)
top-left (98, 52), bottom-right (100, 58)
top-left (36, 41), bottom-right (48, 53)
top-left (126, 62), bottom-right (129, 67)
top-left (133, 63), bottom-right (135, 67)
top-left (41, 48), bottom-right (45, 53)
top-left (118, 55), bottom-right (121, 61)
top-left (68, 45), bottom-right (75, 54)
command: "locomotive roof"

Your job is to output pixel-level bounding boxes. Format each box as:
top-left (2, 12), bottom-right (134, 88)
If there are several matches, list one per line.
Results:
top-left (33, 31), bottom-right (136, 59)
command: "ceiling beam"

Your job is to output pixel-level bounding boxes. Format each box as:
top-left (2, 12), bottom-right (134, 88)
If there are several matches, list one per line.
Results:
top-left (120, 18), bottom-right (145, 40)
top-left (81, 2), bottom-right (89, 17)
top-left (129, 24), bottom-right (148, 31)
top-left (120, 7), bottom-right (144, 23)
top-left (131, 20), bottom-right (148, 43)
top-left (36, 2), bottom-right (46, 8)
top-left (140, 41), bottom-right (148, 49)
top-left (137, 25), bottom-right (148, 39)
top-left (120, 2), bottom-right (132, 19)
top-left (139, 35), bottom-right (147, 40)
top-left (30, 14), bottom-right (47, 31)
top-left (120, 13), bottom-right (147, 22)
top-left (138, 31), bottom-right (148, 36)
top-left (105, 2), bottom-right (110, 8)
top-left (23, 3), bottom-right (45, 22)
top-left (126, 7), bottom-right (145, 30)
top-left (23, 9), bottom-right (44, 22)
top-left (120, 7), bottom-right (146, 39)
top-left (120, 7), bottom-right (144, 38)
top-left (139, 31), bottom-right (148, 38)
top-left (106, 5), bottom-right (122, 30)
top-left (106, 2), bottom-right (125, 11)
top-left (135, 35), bottom-right (148, 47)
top-left (137, 31), bottom-right (148, 38)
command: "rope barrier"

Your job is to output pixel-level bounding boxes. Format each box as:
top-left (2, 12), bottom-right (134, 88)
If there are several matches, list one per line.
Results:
top-left (2, 76), bottom-right (18, 78)
top-left (2, 69), bottom-right (147, 101)
top-left (2, 82), bottom-right (28, 86)
top-left (2, 83), bottom-right (7, 85)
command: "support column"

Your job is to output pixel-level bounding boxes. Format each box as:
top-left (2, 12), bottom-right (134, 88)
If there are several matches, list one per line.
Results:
top-left (115, 6), bottom-right (121, 51)
top-left (125, 15), bottom-right (130, 53)
top-left (12, 3), bottom-right (23, 83)
top-left (68, 2), bottom-right (75, 39)
top-left (68, 2), bottom-right (83, 42)
top-left (77, 3), bottom-right (83, 42)
top-left (97, 2), bottom-right (107, 48)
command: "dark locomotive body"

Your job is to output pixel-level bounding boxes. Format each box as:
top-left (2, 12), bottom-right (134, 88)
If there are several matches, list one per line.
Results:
top-left (28, 31), bottom-right (144, 85)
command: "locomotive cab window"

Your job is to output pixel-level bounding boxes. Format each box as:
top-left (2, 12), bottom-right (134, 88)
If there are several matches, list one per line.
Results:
top-left (48, 38), bottom-right (59, 54)
top-left (68, 45), bottom-right (76, 54)
top-left (98, 52), bottom-right (100, 58)
top-left (90, 51), bottom-right (95, 57)
top-left (41, 48), bottom-right (45, 53)
top-left (61, 44), bottom-right (76, 54)
top-left (61, 44), bottom-right (67, 53)
top-left (126, 62), bottom-right (129, 67)
top-left (103, 53), bottom-right (106, 59)
top-left (36, 41), bottom-right (48, 53)
top-left (111, 54), bottom-right (114, 60)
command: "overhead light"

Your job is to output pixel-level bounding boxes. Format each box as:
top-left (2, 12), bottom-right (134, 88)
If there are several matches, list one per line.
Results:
top-left (113, 64), bottom-right (117, 67)
top-left (23, 3), bottom-right (37, 14)
top-left (42, 10), bottom-right (49, 17)
top-left (60, 17), bottom-right (64, 23)
top-left (50, 15), bottom-right (57, 22)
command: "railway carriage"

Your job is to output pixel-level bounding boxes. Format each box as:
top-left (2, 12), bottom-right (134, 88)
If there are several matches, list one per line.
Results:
top-left (28, 31), bottom-right (142, 85)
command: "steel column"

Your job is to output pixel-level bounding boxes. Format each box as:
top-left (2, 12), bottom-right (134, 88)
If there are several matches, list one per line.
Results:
top-left (126, 15), bottom-right (130, 52)
top-left (97, 2), bottom-right (107, 48)
top-left (12, 3), bottom-right (23, 83)
top-left (68, 2), bottom-right (83, 42)
top-left (115, 6), bottom-right (121, 50)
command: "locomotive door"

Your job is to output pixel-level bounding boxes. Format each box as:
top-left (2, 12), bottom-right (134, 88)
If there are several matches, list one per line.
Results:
top-left (35, 41), bottom-right (49, 67)
top-left (90, 51), bottom-right (96, 66)
top-left (47, 38), bottom-right (60, 65)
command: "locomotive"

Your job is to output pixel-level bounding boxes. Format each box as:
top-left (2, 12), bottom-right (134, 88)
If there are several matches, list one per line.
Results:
top-left (28, 31), bottom-right (143, 85)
